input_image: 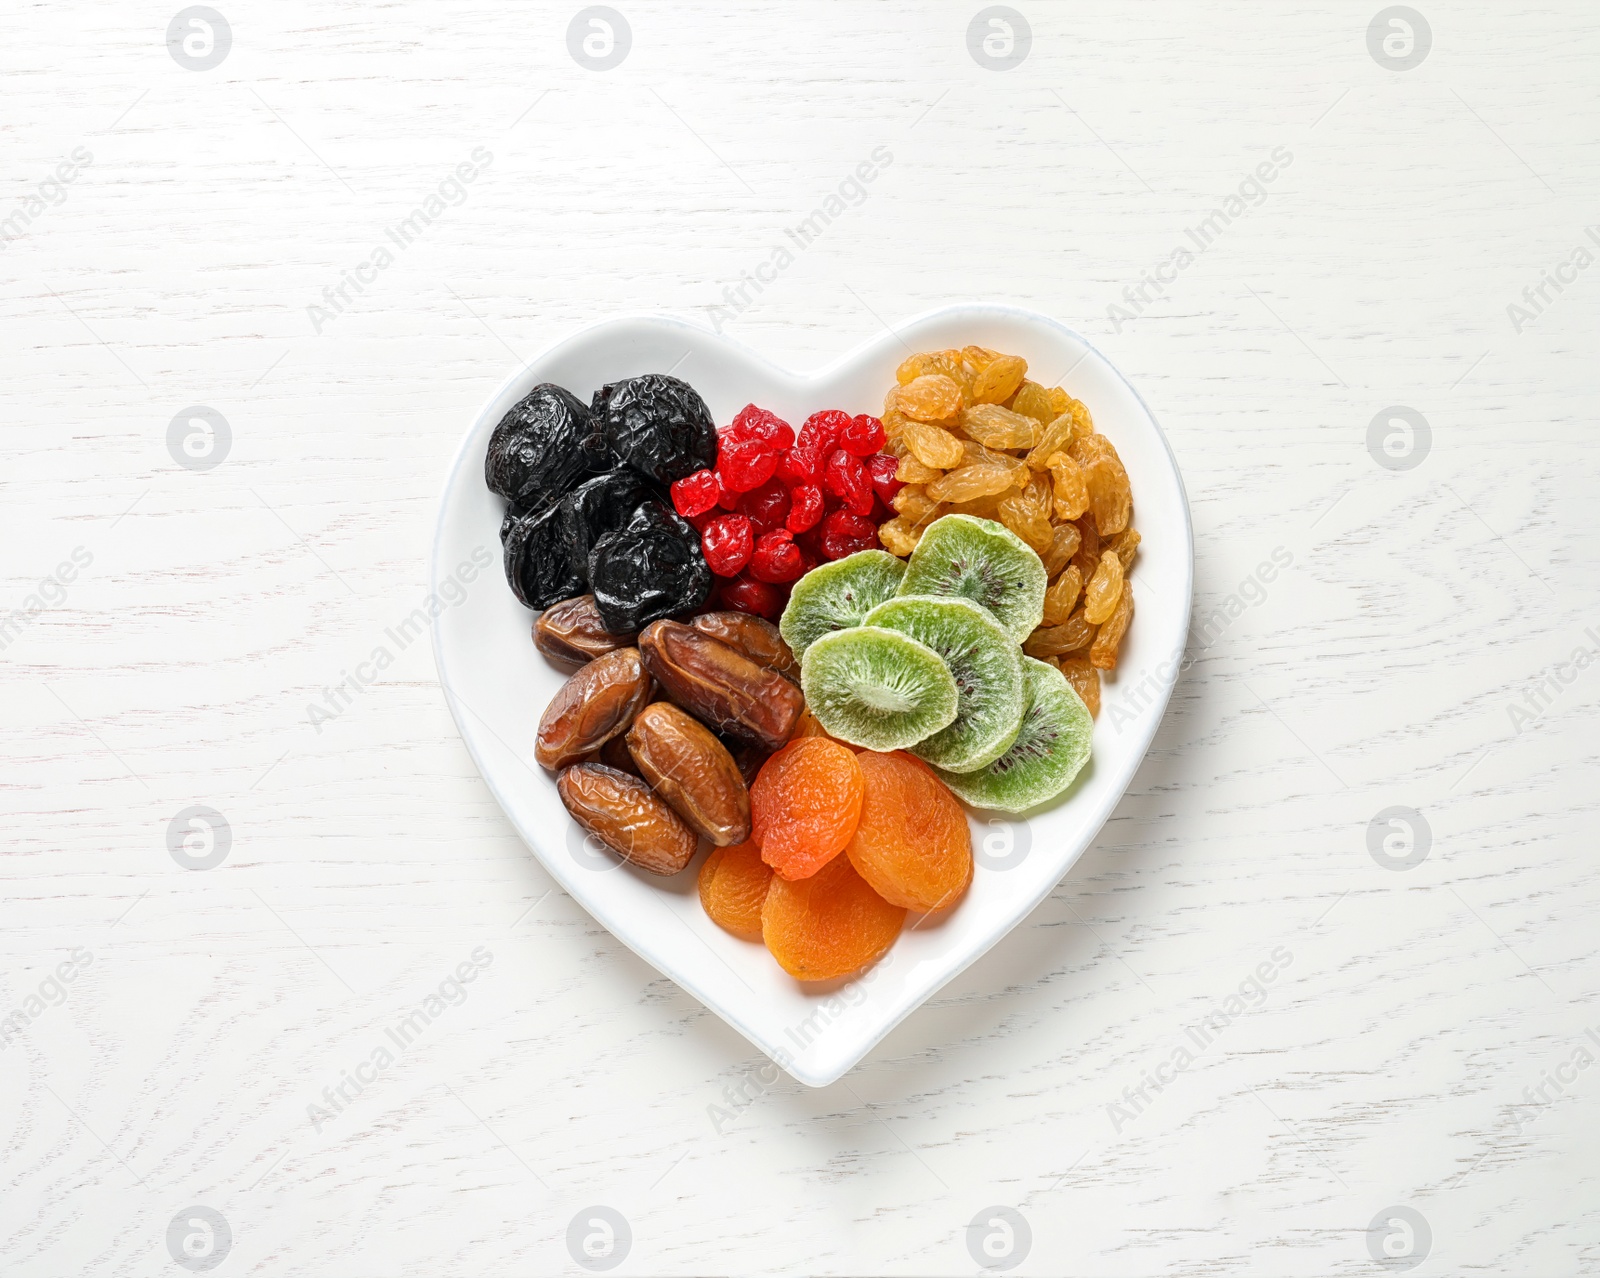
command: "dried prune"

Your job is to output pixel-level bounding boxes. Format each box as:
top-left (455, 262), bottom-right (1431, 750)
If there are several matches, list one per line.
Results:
top-left (593, 374), bottom-right (717, 485)
top-left (588, 501), bottom-right (713, 632)
top-left (484, 383), bottom-right (604, 507)
top-left (535, 595), bottom-right (635, 665)
top-left (503, 503), bottom-right (585, 610)
top-left (638, 620), bottom-right (805, 750)
top-left (559, 468), bottom-right (657, 585)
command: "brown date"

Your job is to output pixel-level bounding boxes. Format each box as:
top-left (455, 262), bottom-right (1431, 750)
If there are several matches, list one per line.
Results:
top-left (690, 611), bottom-right (800, 681)
top-left (556, 763), bottom-right (697, 876)
top-left (534, 647), bottom-right (652, 771)
top-left (626, 703), bottom-right (750, 846)
top-left (598, 732), bottom-right (641, 777)
top-left (535, 595), bottom-right (634, 665)
top-left (637, 621), bottom-right (804, 751)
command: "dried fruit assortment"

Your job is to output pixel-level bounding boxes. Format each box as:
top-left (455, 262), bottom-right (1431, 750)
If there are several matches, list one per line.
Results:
top-left (487, 345), bottom-right (1139, 985)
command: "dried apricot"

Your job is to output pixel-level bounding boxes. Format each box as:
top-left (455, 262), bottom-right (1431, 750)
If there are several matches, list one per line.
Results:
top-left (750, 738), bottom-right (865, 880)
top-left (761, 851), bottom-right (905, 981)
top-left (846, 752), bottom-right (972, 912)
top-left (698, 838), bottom-right (773, 939)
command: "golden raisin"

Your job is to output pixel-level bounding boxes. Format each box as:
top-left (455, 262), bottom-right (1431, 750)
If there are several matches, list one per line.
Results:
top-left (928, 464), bottom-right (1018, 504)
top-left (959, 404), bottom-right (1040, 450)
top-left (1083, 551), bottom-right (1125, 626)
top-left (1041, 565), bottom-right (1083, 626)
top-left (1024, 609), bottom-right (1095, 658)
top-left (1041, 523), bottom-right (1082, 579)
top-left (1089, 587), bottom-right (1133, 670)
top-left (901, 418), bottom-right (966, 469)
top-left (1010, 381), bottom-right (1055, 425)
top-left (1057, 657), bottom-right (1101, 717)
top-left (1045, 452), bottom-right (1091, 521)
top-left (897, 374), bottom-right (964, 422)
top-left (878, 516), bottom-right (921, 557)
top-left (972, 354), bottom-right (1027, 404)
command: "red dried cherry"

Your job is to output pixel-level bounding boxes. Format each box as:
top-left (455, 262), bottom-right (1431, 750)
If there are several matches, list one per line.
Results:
top-left (670, 468), bottom-right (720, 518)
top-left (786, 484), bottom-right (824, 534)
top-left (729, 404), bottom-right (794, 451)
top-left (701, 513), bottom-right (753, 576)
top-left (777, 440), bottom-right (820, 486)
top-left (749, 529), bottom-right (808, 584)
top-left (824, 448), bottom-right (874, 516)
top-left (736, 479), bottom-right (791, 536)
top-left (716, 572), bottom-right (786, 621)
top-left (864, 453), bottom-right (903, 506)
top-left (840, 414), bottom-right (886, 457)
top-left (820, 509), bottom-right (878, 560)
top-left (717, 439), bottom-right (777, 494)
top-left (800, 410), bottom-right (850, 455)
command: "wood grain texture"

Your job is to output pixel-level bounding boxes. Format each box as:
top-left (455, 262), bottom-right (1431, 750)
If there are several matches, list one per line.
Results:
top-left (2, 1), bottom-right (1597, 1274)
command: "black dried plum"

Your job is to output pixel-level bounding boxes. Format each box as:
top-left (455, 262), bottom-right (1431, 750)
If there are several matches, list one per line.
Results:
top-left (499, 503), bottom-right (529, 545)
top-left (588, 500), bottom-right (712, 632)
top-left (593, 374), bottom-right (717, 485)
top-left (503, 504), bottom-right (585, 610)
top-left (485, 384), bottom-right (605, 507)
top-left (559, 468), bottom-right (657, 584)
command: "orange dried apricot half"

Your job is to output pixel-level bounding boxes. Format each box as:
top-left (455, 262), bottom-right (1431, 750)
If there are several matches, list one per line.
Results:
top-left (750, 737), bottom-right (864, 881)
top-left (761, 852), bottom-right (905, 981)
top-left (846, 751), bottom-right (972, 912)
top-left (698, 839), bottom-right (772, 939)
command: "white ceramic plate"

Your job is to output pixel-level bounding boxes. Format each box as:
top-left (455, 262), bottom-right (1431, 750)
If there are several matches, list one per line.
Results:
top-left (431, 305), bottom-right (1193, 1087)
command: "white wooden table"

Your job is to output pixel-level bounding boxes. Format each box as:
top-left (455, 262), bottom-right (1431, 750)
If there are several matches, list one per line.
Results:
top-left (3, 2), bottom-right (1596, 1273)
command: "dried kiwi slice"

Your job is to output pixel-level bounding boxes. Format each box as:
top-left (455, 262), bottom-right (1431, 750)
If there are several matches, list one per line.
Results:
top-left (779, 550), bottom-right (907, 659)
top-left (896, 514), bottom-right (1046, 641)
top-left (800, 625), bottom-right (958, 752)
top-left (863, 595), bottom-right (1024, 773)
top-left (934, 657), bottom-right (1092, 812)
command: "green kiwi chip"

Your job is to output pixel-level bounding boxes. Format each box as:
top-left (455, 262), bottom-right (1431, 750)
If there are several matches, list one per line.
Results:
top-left (896, 514), bottom-right (1046, 641)
top-left (779, 550), bottom-right (906, 659)
top-left (799, 625), bottom-right (958, 752)
top-left (863, 595), bottom-right (1024, 773)
top-left (934, 657), bottom-right (1092, 812)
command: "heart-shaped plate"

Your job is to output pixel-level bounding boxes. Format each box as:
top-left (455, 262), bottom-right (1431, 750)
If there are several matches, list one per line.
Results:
top-left (431, 305), bottom-right (1193, 1086)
